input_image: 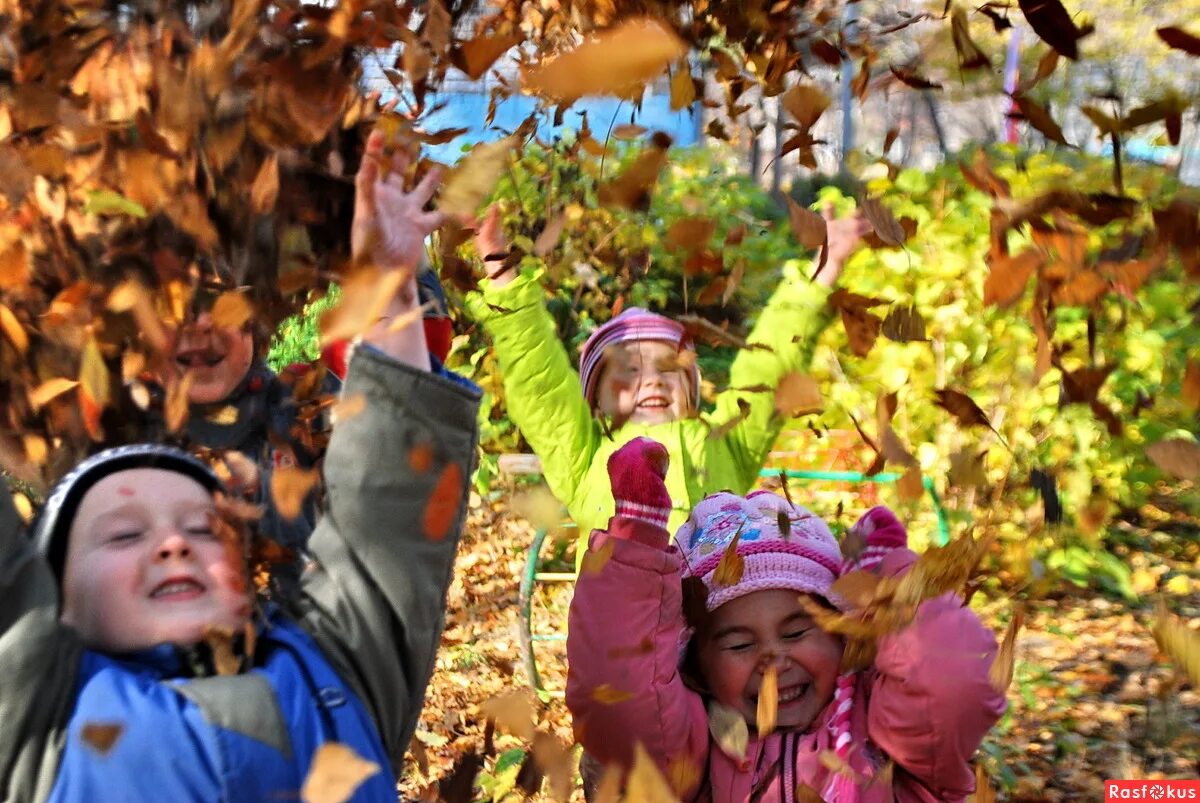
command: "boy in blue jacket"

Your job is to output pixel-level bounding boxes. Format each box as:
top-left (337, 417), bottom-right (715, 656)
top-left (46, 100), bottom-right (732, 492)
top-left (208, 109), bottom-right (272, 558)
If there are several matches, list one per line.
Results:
top-left (0, 130), bottom-right (480, 802)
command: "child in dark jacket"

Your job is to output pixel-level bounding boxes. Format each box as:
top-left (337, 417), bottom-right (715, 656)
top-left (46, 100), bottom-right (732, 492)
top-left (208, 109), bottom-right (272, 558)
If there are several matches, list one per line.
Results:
top-left (0, 129), bottom-right (480, 803)
top-left (567, 438), bottom-right (1006, 802)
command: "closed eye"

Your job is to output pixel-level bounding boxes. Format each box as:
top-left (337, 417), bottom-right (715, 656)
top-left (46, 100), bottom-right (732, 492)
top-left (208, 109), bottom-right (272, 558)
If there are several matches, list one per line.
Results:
top-left (109, 530), bottom-right (143, 544)
top-left (724, 642), bottom-right (754, 653)
top-left (783, 629), bottom-right (810, 641)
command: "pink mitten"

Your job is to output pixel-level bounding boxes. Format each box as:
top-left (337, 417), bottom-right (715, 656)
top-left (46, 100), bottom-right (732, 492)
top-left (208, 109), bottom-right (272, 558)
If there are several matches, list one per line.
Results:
top-left (843, 505), bottom-right (908, 574)
top-left (607, 437), bottom-right (672, 528)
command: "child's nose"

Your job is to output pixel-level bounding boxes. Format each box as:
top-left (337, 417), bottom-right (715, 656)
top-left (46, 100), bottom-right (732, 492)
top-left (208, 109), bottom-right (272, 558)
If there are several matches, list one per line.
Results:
top-left (154, 531), bottom-right (193, 561)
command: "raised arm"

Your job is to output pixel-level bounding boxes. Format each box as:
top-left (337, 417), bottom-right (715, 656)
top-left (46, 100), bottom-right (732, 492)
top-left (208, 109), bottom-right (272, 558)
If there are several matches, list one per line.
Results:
top-left (566, 440), bottom-right (709, 792)
top-left (462, 207), bottom-right (599, 514)
top-left (297, 130), bottom-right (481, 771)
top-left (0, 488), bottom-right (85, 802)
top-left (711, 210), bottom-right (869, 486)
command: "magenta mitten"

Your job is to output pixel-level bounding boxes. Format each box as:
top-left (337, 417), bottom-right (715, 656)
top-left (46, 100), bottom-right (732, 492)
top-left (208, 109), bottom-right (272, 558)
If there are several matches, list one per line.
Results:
top-left (607, 437), bottom-right (672, 528)
top-left (843, 505), bottom-right (908, 574)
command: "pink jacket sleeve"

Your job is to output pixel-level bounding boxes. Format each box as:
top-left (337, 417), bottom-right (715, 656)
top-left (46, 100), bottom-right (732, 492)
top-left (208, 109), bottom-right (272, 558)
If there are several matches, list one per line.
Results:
top-left (566, 518), bottom-right (710, 792)
top-left (866, 551), bottom-right (1007, 801)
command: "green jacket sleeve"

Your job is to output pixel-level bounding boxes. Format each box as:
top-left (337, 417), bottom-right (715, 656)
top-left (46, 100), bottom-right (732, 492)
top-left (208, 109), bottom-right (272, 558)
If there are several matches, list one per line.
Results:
top-left (297, 346), bottom-right (480, 773)
top-left (0, 488), bottom-right (84, 803)
top-left (708, 259), bottom-right (834, 488)
top-left (463, 269), bottom-right (599, 513)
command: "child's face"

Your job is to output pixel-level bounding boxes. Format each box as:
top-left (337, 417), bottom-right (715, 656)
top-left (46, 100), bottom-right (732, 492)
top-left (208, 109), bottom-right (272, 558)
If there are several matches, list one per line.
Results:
top-left (170, 311), bottom-right (255, 405)
top-left (697, 589), bottom-right (842, 733)
top-left (594, 340), bottom-right (692, 425)
top-left (61, 468), bottom-right (251, 653)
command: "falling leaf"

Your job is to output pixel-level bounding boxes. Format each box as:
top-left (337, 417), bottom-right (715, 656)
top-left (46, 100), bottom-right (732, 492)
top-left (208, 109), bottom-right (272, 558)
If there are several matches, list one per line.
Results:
top-left (667, 217), bottom-right (716, 252)
top-left (319, 267), bottom-right (407, 346)
top-left (271, 466), bottom-right (319, 520)
top-left (211, 291), bottom-right (254, 329)
top-left (423, 460), bottom-right (464, 540)
top-left (774, 373), bottom-right (823, 417)
top-left (79, 335), bottom-right (110, 441)
top-left (974, 764), bottom-right (998, 803)
top-left (83, 189), bottom-right (147, 218)
top-left (80, 722), bottom-right (124, 755)
top-left (29, 378), bottom-right (79, 410)
top-left (1012, 95), bottom-right (1070, 146)
top-left (713, 527), bottom-right (745, 587)
top-left (881, 305), bottom-right (928, 342)
top-left (935, 389), bottom-right (992, 430)
top-left (1182, 359), bottom-right (1200, 413)
top-left (457, 31), bottom-right (523, 80)
top-left (756, 664), bottom-right (778, 737)
top-left (1053, 270), bottom-right (1108, 306)
top-left (522, 18), bottom-right (687, 102)
top-left (950, 6), bottom-right (991, 69)
top-left (889, 66), bottom-right (942, 90)
top-left (480, 690), bottom-right (536, 740)
top-left (666, 755), bottom-right (702, 799)
top-left (1157, 25), bottom-right (1200, 56)
top-left (984, 248), bottom-right (1042, 307)
top-left (438, 750), bottom-right (482, 803)
top-left (785, 198), bottom-right (827, 250)
top-left (838, 306), bottom-right (882, 358)
top-left (707, 701), bottom-right (748, 761)
top-left (781, 83), bottom-right (830, 129)
top-left (1153, 600), bottom-right (1200, 687)
top-left (0, 303), bottom-right (27, 354)
top-left (897, 465), bottom-right (924, 502)
top-left (203, 625), bottom-right (241, 676)
top-left (861, 197), bottom-right (905, 246)
top-left (247, 153), bottom-right (279, 214)
top-left (533, 213), bottom-right (568, 257)
top-left (989, 604), bottom-right (1024, 693)
top-left (818, 750), bottom-right (859, 781)
top-left (707, 397), bottom-right (753, 442)
top-left (625, 742), bottom-right (679, 803)
top-left (1019, 0), bottom-right (1087, 59)
top-left (670, 63), bottom-right (696, 110)
top-left (301, 743), bottom-right (382, 803)
top-left (591, 684), bottom-right (636, 705)
top-left (1146, 439), bottom-right (1200, 480)
top-left (0, 239), bottom-right (30, 289)
top-left (439, 136), bottom-right (516, 218)
top-left (107, 280), bottom-right (170, 354)
top-left (612, 124), bottom-right (648, 140)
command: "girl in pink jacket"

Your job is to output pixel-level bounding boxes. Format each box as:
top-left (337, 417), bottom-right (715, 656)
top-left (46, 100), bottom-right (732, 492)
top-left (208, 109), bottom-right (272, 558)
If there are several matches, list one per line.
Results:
top-left (566, 438), bottom-right (1006, 802)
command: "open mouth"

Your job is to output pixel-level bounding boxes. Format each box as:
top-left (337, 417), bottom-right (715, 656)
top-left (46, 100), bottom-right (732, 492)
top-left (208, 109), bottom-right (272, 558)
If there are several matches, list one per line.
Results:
top-left (149, 577), bottom-right (206, 600)
top-left (636, 396), bottom-right (670, 410)
top-left (175, 349), bottom-right (226, 369)
top-left (778, 683), bottom-right (808, 704)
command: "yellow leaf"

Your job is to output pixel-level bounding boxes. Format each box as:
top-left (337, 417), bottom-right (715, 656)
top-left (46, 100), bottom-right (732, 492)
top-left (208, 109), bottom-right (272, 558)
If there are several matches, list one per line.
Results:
top-left (756, 664), bottom-right (778, 738)
top-left (301, 743), bottom-right (381, 803)
top-left (591, 683), bottom-right (635, 705)
top-left (438, 136), bottom-right (516, 218)
top-left (1165, 574), bottom-right (1192, 596)
top-left (318, 266), bottom-right (406, 346)
top-left (29, 378), bottom-right (79, 410)
top-left (165, 371), bottom-right (193, 433)
top-left (479, 690), bottom-right (535, 740)
top-left (669, 62), bottom-right (695, 110)
top-left (989, 604), bottom-right (1024, 693)
top-left (79, 334), bottom-right (110, 441)
top-left (210, 291), bottom-right (254, 330)
top-left (522, 18), bottom-right (687, 102)
top-left (0, 302), bottom-right (27, 354)
top-left (666, 755), bottom-right (701, 798)
top-left (625, 742), bottom-right (679, 803)
top-left (271, 466), bottom-right (319, 521)
top-left (107, 280), bottom-right (170, 353)
top-left (712, 528), bottom-right (745, 587)
top-left (707, 701), bottom-right (748, 761)
top-left (1152, 601), bottom-right (1200, 688)
top-left (580, 536), bottom-right (615, 575)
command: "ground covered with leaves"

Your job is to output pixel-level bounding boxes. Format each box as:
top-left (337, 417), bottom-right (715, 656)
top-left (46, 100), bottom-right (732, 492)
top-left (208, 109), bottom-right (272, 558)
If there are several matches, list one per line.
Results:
top-left (402, 489), bottom-right (1199, 802)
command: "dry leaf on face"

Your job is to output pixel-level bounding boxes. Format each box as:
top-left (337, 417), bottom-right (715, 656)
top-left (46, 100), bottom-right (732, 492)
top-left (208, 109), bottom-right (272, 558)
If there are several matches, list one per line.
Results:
top-left (756, 664), bottom-right (778, 738)
top-left (707, 701), bottom-right (749, 762)
top-left (480, 690), bottom-right (536, 740)
top-left (80, 722), bottom-right (124, 755)
top-left (438, 136), bottom-right (516, 218)
top-left (210, 291), bottom-right (254, 329)
top-left (989, 604), bottom-right (1024, 693)
top-left (522, 18), bottom-right (687, 102)
top-left (775, 373), bottom-right (823, 417)
top-left (29, 378), bottom-right (79, 410)
top-left (1146, 439), bottom-right (1200, 480)
top-left (423, 461), bottom-right (464, 541)
top-left (301, 742), bottom-right (382, 803)
top-left (270, 466), bottom-right (319, 520)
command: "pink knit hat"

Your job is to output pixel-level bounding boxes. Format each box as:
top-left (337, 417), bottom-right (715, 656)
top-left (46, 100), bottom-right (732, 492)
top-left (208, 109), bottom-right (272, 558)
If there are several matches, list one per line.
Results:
top-left (675, 490), bottom-right (845, 612)
top-left (578, 308), bottom-right (701, 411)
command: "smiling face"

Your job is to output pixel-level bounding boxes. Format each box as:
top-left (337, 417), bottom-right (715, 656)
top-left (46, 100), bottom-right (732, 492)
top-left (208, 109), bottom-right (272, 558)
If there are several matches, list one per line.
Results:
top-left (593, 340), bottom-right (693, 425)
top-left (696, 589), bottom-right (843, 733)
top-left (170, 311), bottom-right (255, 405)
top-left (61, 468), bottom-right (250, 653)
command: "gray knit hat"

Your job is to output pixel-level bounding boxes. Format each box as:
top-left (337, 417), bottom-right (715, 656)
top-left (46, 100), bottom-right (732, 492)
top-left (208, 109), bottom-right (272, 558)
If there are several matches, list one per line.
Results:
top-left (33, 444), bottom-right (224, 580)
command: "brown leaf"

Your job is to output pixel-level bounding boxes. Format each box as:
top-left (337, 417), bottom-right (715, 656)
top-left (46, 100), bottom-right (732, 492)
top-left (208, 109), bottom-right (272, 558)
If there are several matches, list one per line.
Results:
top-left (211, 291), bottom-right (255, 329)
top-left (598, 135), bottom-right (671, 211)
top-left (984, 248), bottom-right (1042, 307)
top-left (1019, 0), bottom-right (1087, 59)
top-left (480, 690), bottom-right (536, 739)
top-left (1013, 95), bottom-right (1070, 145)
top-left (301, 743), bottom-right (382, 803)
top-left (0, 238), bottom-right (30, 290)
top-left (457, 31), bottom-right (523, 80)
top-left (1157, 25), bottom-right (1200, 56)
top-left (781, 83), bottom-right (830, 129)
top-left (707, 701), bottom-right (748, 761)
top-left (250, 153), bottom-right (279, 214)
top-left (898, 466), bottom-right (924, 502)
top-left (861, 197), bottom-right (905, 246)
top-left (1059, 363), bottom-right (1114, 404)
top-left (0, 303), bottom-right (28, 354)
top-left (974, 764), bottom-right (998, 803)
top-left (774, 373), bottom-right (824, 417)
top-left (935, 389), bottom-right (992, 429)
top-left (532, 213), bottom-right (568, 258)
top-left (785, 198), bottom-right (827, 250)
top-left (670, 62), bottom-right (697, 110)
top-left (423, 461), bottom-right (464, 541)
top-left (756, 664), bottom-right (778, 738)
top-left (1052, 270), bottom-right (1108, 307)
top-left (203, 625), bottom-right (241, 676)
top-left (1020, 48), bottom-right (1061, 93)
top-left (1183, 359), bottom-right (1200, 413)
top-left (989, 604), bottom-right (1024, 693)
top-left (29, 378), bottom-right (79, 410)
top-left (950, 6), bottom-right (991, 69)
top-left (881, 305), bottom-right (928, 342)
top-left (271, 466), bottom-right (319, 520)
top-left (830, 570), bottom-right (882, 609)
top-left (1146, 439), bottom-right (1200, 480)
top-left (839, 306), bottom-right (882, 358)
top-left (319, 267), bottom-right (407, 345)
top-left (522, 18), bottom-right (687, 102)
top-left (667, 217), bottom-right (716, 252)
top-left (948, 449), bottom-right (989, 488)
top-left (80, 722), bottom-right (124, 755)
top-left (439, 136), bottom-right (516, 218)
top-left (889, 66), bottom-right (942, 90)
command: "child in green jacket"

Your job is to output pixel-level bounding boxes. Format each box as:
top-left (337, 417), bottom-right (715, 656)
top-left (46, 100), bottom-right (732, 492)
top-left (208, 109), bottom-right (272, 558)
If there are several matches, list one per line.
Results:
top-left (464, 204), bottom-right (869, 558)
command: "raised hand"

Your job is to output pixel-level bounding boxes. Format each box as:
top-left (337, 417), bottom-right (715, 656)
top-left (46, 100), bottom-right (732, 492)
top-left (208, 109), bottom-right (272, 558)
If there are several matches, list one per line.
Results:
top-left (351, 129), bottom-right (446, 275)
top-left (607, 437), bottom-right (672, 528)
top-left (471, 204), bottom-right (517, 287)
top-left (815, 205), bottom-right (872, 288)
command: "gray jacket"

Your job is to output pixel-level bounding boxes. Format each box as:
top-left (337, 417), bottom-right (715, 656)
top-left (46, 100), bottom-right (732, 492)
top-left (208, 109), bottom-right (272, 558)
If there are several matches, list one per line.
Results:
top-left (0, 347), bottom-right (480, 802)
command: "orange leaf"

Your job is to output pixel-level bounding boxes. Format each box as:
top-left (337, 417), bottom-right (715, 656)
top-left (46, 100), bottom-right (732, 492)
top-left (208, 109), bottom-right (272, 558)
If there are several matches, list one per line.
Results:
top-left (0, 239), bottom-right (30, 290)
top-left (301, 743), bottom-right (381, 803)
top-left (756, 664), bottom-right (778, 737)
top-left (271, 466), bottom-right (319, 520)
top-left (29, 378), bottom-right (79, 410)
top-left (839, 306), bottom-right (882, 358)
top-left (669, 62), bottom-right (696, 110)
top-left (210, 291), bottom-right (254, 330)
top-left (165, 371), bottom-right (193, 433)
top-left (781, 82), bottom-right (830, 129)
top-left (423, 460), bottom-right (463, 541)
top-left (1183, 359), bottom-right (1200, 413)
top-left (989, 604), bottom-right (1024, 693)
top-left (774, 372), bottom-right (823, 417)
top-left (480, 690), bottom-right (536, 739)
top-left (713, 528), bottom-right (745, 587)
top-left (897, 465), bottom-right (924, 502)
top-left (80, 722), bottom-right (124, 755)
top-left (591, 684), bottom-right (636, 705)
top-left (457, 30), bottom-right (523, 80)
top-left (984, 248), bottom-right (1042, 307)
top-left (0, 302), bottom-right (27, 354)
top-left (319, 267), bottom-right (407, 346)
top-left (250, 153), bottom-right (279, 214)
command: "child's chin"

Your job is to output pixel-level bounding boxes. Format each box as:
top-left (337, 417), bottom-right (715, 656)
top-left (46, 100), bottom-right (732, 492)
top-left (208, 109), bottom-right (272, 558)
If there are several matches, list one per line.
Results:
top-left (629, 408), bottom-right (676, 424)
